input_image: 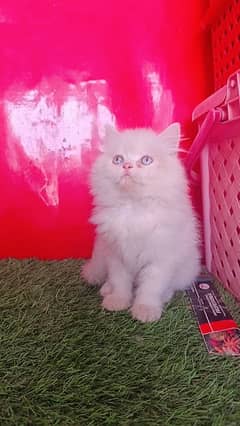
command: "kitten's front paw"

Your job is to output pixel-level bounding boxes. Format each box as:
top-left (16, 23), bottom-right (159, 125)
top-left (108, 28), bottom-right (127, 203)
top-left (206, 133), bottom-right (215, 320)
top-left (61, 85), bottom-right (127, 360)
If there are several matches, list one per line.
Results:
top-left (102, 294), bottom-right (131, 312)
top-left (100, 281), bottom-right (112, 297)
top-left (131, 303), bottom-right (162, 323)
top-left (81, 261), bottom-right (102, 286)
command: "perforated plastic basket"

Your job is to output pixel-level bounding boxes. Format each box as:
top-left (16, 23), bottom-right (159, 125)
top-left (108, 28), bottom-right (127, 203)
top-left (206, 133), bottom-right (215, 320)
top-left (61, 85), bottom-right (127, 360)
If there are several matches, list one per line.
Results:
top-left (211, 0), bottom-right (240, 89)
top-left (191, 70), bottom-right (240, 301)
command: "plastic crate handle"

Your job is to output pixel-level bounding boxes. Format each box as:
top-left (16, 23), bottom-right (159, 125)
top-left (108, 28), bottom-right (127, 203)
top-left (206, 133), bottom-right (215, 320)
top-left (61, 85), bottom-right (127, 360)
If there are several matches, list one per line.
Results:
top-left (185, 108), bottom-right (223, 181)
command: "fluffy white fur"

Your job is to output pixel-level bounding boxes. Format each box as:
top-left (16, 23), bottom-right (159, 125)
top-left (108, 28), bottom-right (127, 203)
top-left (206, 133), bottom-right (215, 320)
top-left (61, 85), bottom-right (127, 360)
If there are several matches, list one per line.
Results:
top-left (82, 124), bottom-right (200, 322)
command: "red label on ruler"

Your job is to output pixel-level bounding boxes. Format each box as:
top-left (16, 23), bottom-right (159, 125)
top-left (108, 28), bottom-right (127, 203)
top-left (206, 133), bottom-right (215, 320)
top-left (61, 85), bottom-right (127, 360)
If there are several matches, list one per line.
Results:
top-left (186, 271), bottom-right (240, 356)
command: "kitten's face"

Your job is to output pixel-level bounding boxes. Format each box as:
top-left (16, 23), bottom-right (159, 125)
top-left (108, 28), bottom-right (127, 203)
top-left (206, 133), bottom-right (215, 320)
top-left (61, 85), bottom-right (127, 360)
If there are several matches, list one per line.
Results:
top-left (96, 124), bottom-right (180, 192)
top-left (109, 148), bottom-right (158, 189)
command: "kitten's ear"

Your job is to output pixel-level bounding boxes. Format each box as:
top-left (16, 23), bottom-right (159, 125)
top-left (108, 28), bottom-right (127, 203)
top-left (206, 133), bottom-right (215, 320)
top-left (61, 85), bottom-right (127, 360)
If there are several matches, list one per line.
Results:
top-left (159, 122), bottom-right (180, 153)
top-left (105, 125), bottom-right (117, 140)
top-left (102, 125), bottom-right (118, 152)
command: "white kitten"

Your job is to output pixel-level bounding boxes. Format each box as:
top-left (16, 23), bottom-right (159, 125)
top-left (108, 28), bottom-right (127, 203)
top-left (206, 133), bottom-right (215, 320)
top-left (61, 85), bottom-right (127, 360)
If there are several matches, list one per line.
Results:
top-left (82, 124), bottom-right (200, 322)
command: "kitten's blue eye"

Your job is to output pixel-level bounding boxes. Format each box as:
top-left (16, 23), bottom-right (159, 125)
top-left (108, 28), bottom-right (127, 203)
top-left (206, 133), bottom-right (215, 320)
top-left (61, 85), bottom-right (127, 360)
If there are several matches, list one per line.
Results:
top-left (112, 155), bottom-right (124, 165)
top-left (141, 155), bottom-right (153, 166)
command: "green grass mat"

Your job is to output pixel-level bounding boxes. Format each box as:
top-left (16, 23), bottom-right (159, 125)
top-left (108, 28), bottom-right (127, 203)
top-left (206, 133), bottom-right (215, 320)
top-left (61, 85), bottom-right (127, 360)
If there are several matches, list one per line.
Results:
top-left (0, 259), bottom-right (239, 426)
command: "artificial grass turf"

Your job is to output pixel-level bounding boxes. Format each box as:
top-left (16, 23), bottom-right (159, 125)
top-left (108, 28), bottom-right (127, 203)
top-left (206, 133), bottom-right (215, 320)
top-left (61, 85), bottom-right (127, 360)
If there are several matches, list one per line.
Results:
top-left (0, 259), bottom-right (239, 426)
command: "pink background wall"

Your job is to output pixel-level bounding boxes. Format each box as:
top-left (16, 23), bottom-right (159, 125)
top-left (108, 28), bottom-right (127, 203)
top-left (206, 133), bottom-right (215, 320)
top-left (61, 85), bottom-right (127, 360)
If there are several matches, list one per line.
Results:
top-left (0, 0), bottom-right (211, 258)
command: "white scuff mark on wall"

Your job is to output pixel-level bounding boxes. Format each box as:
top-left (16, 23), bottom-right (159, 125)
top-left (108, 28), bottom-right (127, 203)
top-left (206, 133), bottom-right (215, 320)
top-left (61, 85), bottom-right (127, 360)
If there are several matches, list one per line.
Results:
top-left (4, 78), bottom-right (115, 206)
top-left (145, 65), bottom-right (175, 131)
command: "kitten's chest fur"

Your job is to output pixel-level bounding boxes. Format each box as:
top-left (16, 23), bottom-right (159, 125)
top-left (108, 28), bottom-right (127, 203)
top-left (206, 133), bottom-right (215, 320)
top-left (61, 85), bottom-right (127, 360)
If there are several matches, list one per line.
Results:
top-left (111, 202), bottom-right (153, 232)
top-left (94, 197), bottom-right (182, 271)
top-left (101, 201), bottom-right (161, 254)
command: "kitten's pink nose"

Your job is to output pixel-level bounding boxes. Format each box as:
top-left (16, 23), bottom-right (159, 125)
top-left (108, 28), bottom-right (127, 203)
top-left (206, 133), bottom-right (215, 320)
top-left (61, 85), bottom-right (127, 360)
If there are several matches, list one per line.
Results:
top-left (123, 162), bottom-right (133, 169)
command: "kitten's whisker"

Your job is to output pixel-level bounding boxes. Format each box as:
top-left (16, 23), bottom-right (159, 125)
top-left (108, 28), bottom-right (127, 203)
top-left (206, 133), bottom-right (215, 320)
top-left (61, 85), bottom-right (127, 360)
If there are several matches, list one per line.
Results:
top-left (179, 137), bottom-right (191, 141)
top-left (169, 148), bottom-right (188, 154)
top-left (165, 137), bottom-right (191, 141)
top-left (177, 148), bottom-right (188, 154)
